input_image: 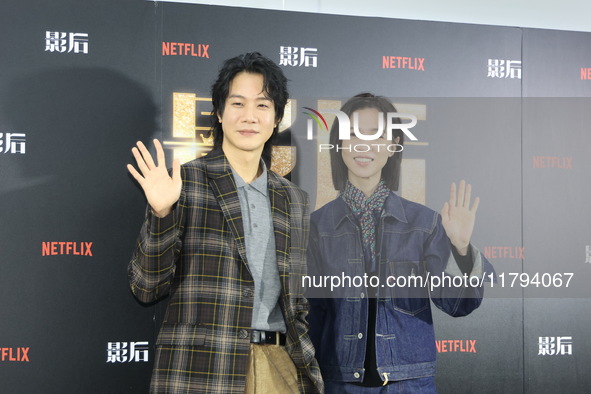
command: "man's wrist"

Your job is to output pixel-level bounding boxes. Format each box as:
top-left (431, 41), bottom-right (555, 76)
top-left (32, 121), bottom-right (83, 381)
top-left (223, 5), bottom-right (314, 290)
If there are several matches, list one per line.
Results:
top-left (151, 206), bottom-right (173, 218)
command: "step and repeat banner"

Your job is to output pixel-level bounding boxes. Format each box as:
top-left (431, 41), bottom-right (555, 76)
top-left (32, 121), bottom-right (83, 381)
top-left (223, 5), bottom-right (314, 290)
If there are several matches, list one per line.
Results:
top-left (1, 0), bottom-right (590, 392)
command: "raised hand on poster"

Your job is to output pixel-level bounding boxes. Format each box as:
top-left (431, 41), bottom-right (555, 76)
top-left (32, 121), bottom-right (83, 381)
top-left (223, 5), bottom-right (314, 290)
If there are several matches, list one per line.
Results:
top-left (440, 180), bottom-right (480, 256)
top-left (127, 139), bottom-right (182, 218)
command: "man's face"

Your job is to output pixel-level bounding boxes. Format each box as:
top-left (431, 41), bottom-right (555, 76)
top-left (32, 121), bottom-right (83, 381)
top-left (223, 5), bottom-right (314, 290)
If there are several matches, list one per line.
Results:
top-left (218, 72), bottom-right (276, 159)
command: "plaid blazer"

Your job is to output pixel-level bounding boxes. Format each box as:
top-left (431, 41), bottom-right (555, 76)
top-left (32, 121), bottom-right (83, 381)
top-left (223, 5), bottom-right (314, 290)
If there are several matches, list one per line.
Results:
top-left (129, 149), bottom-right (323, 393)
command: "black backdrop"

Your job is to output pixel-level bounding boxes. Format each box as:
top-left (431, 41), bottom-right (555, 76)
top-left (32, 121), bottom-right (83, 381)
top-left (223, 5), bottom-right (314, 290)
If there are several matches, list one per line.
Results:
top-left (1, 1), bottom-right (591, 392)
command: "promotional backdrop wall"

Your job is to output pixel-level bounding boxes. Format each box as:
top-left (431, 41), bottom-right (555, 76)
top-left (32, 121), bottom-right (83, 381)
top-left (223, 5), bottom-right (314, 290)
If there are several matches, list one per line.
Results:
top-left (1, 0), bottom-right (590, 392)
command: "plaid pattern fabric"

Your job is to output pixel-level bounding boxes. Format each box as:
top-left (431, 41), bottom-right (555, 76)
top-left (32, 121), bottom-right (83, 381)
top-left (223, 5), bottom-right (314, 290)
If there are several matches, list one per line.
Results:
top-left (129, 150), bottom-right (323, 393)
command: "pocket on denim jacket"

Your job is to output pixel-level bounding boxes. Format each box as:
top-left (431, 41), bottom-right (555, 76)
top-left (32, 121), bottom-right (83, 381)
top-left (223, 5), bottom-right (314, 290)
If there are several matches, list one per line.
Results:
top-left (382, 261), bottom-right (429, 315)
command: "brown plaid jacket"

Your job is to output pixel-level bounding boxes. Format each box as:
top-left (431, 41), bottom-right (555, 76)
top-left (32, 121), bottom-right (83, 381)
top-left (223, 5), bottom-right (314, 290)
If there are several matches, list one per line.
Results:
top-left (129, 150), bottom-right (323, 393)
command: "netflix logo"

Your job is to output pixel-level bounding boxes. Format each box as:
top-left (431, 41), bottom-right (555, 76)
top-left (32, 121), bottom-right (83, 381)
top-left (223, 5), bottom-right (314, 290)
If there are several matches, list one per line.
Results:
top-left (533, 156), bottom-right (572, 169)
top-left (162, 42), bottom-right (209, 58)
top-left (42, 242), bottom-right (93, 256)
top-left (1, 347), bottom-right (30, 362)
top-left (382, 56), bottom-right (425, 71)
top-left (484, 246), bottom-right (525, 260)
top-left (436, 340), bottom-right (476, 353)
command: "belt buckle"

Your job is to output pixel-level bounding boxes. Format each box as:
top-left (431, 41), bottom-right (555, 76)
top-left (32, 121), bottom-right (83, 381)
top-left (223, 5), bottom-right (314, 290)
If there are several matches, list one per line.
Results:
top-left (250, 329), bottom-right (261, 343)
top-left (251, 330), bottom-right (282, 345)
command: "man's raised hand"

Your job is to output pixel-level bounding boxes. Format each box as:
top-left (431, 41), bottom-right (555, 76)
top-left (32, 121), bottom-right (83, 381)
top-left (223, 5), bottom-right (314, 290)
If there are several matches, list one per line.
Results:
top-left (127, 139), bottom-right (182, 218)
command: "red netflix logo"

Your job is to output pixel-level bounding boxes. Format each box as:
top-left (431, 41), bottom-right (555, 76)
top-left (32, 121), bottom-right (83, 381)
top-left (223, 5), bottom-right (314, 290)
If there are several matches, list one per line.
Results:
top-left (484, 246), bottom-right (525, 260)
top-left (533, 156), bottom-right (572, 169)
top-left (382, 56), bottom-right (425, 71)
top-left (436, 340), bottom-right (476, 353)
top-left (1, 347), bottom-right (30, 362)
top-left (41, 242), bottom-right (93, 256)
top-left (580, 68), bottom-right (591, 80)
top-left (162, 42), bottom-right (209, 58)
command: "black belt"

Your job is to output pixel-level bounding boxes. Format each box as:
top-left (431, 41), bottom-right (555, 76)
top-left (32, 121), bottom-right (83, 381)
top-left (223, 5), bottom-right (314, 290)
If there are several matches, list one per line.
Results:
top-left (250, 330), bottom-right (286, 346)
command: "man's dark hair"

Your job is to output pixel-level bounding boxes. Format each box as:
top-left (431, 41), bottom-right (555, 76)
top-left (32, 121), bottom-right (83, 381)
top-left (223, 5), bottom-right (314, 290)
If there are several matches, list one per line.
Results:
top-left (210, 52), bottom-right (288, 164)
top-left (330, 93), bottom-right (404, 191)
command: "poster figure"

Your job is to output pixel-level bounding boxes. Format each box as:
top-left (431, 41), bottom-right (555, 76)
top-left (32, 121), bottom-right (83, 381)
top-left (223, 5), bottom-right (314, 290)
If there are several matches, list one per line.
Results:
top-left (307, 93), bottom-right (493, 393)
top-left (127, 53), bottom-right (323, 393)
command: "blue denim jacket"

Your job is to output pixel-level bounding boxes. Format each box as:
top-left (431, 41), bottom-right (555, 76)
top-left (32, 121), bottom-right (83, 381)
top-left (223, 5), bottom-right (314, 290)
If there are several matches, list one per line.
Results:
top-left (307, 192), bottom-right (490, 383)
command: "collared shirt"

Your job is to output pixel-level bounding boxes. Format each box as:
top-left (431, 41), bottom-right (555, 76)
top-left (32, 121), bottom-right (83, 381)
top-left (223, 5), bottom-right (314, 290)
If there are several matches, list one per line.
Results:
top-left (231, 163), bottom-right (286, 333)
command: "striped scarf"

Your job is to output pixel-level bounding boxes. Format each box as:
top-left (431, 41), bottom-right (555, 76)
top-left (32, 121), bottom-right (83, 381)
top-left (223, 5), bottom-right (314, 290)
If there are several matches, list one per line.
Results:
top-left (340, 180), bottom-right (390, 257)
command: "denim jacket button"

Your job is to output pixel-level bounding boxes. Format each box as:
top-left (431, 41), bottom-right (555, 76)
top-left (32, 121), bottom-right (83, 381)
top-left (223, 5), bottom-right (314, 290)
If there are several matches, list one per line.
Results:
top-left (360, 292), bottom-right (365, 299)
top-left (358, 333), bottom-right (363, 339)
top-left (354, 372), bottom-right (360, 379)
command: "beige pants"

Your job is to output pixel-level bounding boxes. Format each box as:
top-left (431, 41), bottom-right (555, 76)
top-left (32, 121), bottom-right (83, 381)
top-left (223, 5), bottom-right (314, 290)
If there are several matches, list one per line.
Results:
top-left (244, 343), bottom-right (300, 393)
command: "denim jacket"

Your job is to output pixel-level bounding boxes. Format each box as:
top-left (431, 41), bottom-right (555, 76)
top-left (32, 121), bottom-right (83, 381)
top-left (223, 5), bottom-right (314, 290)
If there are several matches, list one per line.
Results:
top-left (307, 192), bottom-right (490, 383)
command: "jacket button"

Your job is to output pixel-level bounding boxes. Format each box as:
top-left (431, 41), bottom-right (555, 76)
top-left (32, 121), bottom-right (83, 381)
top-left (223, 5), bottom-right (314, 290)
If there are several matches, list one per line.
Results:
top-left (360, 292), bottom-right (365, 299)
top-left (353, 372), bottom-right (360, 379)
top-left (243, 289), bottom-right (254, 297)
top-left (238, 329), bottom-right (249, 339)
top-left (358, 333), bottom-right (363, 339)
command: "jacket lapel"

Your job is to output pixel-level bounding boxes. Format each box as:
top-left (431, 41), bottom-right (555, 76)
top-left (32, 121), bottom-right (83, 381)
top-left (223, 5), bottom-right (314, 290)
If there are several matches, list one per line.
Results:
top-left (268, 172), bottom-right (290, 280)
top-left (204, 150), bottom-right (249, 268)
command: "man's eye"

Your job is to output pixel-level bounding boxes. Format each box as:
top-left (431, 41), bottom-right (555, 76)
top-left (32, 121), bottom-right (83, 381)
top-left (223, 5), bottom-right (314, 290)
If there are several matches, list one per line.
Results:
top-left (258, 103), bottom-right (270, 108)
